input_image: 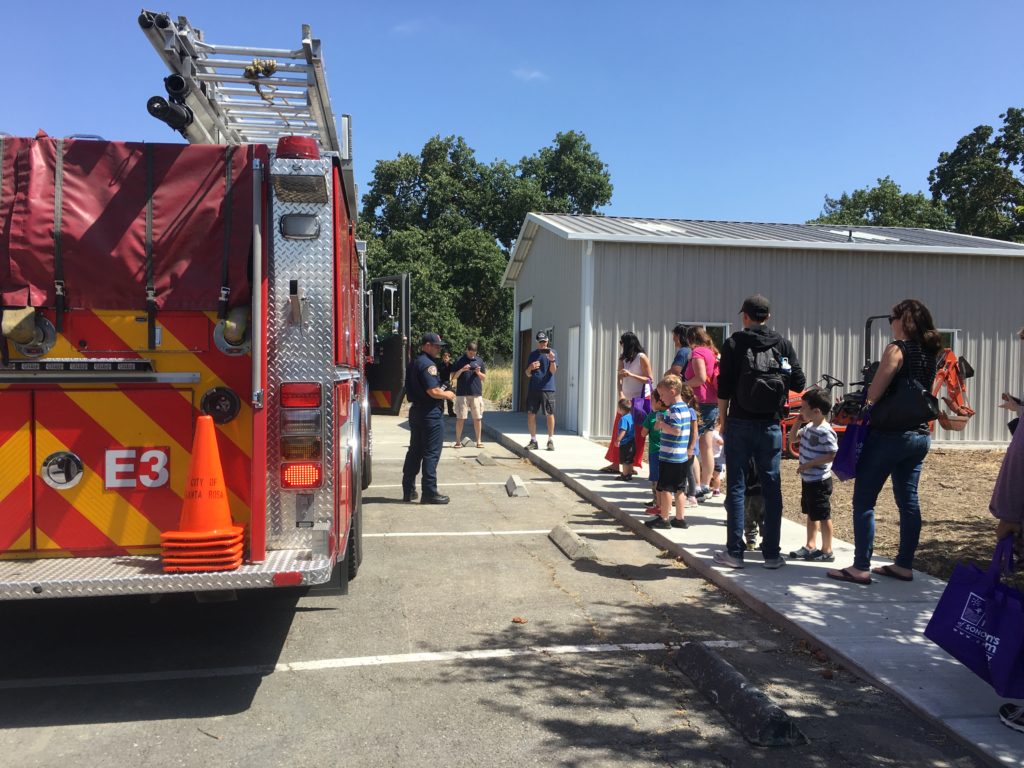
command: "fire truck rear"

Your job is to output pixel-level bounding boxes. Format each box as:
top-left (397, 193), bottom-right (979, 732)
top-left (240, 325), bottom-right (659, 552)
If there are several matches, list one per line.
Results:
top-left (0, 11), bottom-right (371, 599)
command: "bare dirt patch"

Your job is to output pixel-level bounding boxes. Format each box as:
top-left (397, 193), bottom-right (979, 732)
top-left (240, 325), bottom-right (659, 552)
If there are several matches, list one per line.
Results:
top-left (780, 448), bottom-right (1022, 588)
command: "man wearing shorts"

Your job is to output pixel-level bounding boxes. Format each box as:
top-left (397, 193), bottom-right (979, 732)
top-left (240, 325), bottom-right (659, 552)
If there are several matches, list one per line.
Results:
top-left (525, 331), bottom-right (558, 451)
top-left (453, 341), bottom-right (487, 449)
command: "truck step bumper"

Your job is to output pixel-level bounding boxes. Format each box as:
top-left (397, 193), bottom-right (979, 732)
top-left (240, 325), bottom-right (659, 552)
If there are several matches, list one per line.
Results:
top-left (0, 550), bottom-right (333, 600)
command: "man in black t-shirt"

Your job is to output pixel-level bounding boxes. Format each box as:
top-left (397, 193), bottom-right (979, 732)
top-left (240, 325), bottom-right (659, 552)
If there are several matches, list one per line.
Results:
top-left (452, 341), bottom-right (488, 449)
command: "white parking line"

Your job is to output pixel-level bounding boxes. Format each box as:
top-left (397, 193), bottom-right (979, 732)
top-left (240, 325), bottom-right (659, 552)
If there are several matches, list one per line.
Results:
top-left (364, 530), bottom-right (551, 538)
top-left (0, 641), bottom-right (749, 690)
top-left (372, 482), bottom-right (512, 488)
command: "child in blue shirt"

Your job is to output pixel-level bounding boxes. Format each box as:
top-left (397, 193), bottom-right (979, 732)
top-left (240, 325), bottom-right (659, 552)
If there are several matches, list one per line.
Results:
top-left (615, 398), bottom-right (636, 480)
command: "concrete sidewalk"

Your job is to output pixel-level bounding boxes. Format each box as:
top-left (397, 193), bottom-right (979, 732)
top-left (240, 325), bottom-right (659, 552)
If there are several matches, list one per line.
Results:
top-left (481, 410), bottom-right (1021, 767)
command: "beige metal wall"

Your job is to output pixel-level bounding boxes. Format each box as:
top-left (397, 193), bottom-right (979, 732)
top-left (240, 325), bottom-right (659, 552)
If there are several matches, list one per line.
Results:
top-left (512, 229), bottom-right (582, 429)
top-left (588, 241), bottom-right (1023, 443)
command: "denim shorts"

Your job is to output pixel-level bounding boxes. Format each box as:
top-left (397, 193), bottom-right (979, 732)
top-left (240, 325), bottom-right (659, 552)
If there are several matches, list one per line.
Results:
top-left (698, 404), bottom-right (719, 436)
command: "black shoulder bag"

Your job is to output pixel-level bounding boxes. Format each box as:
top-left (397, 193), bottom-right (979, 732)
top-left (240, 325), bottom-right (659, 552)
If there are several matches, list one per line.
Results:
top-left (869, 342), bottom-right (940, 432)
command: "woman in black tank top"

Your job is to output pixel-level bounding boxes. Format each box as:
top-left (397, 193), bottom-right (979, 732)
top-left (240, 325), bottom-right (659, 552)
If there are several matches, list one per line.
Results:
top-left (827, 299), bottom-right (942, 585)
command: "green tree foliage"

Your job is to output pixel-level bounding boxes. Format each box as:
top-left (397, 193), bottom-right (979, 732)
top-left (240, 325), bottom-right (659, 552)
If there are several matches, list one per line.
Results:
top-left (928, 108), bottom-right (1024, 242)
top-left (808, 176), bottom-right (952, 229)
top-left (361, 131), bottom-right (612, 356)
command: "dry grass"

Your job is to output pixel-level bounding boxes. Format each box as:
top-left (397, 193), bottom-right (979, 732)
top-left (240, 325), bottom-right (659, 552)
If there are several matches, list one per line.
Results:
top-left (483, 365), bottom-right (514, 409)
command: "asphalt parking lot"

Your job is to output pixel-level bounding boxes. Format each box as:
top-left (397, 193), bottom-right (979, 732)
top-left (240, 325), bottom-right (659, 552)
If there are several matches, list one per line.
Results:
top-left (0, 414), bottom-right (983, 768)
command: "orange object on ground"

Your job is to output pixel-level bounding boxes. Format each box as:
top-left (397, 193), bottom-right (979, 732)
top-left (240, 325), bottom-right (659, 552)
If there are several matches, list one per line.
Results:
top-left (160, 415), bottom-right (244, 572)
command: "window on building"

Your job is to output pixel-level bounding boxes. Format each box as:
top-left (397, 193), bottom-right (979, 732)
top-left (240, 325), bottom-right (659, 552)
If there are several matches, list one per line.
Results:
top-left (938, 329), bottom-right (959, 351)
top-left (678, 322), bottom-right (731, 350)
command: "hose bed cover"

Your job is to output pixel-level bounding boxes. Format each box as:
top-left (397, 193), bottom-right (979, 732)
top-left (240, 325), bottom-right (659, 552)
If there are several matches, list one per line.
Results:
top-left (0, 136), bottom-right (256, 310)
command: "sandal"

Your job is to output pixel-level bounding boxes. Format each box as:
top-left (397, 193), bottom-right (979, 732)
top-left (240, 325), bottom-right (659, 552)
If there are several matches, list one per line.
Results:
top-left (789, 546), bottom-right (813, 559)
top-left (453, 442), bottom-right (462, 449)
top-left (476, 443), bottom-right (484, 448)
top-left (872, 564), bottom-right (913, 582)
top-left (599, 465), bottom-right (618, 474)
top-left (826, 567), bottom-right (872, 585)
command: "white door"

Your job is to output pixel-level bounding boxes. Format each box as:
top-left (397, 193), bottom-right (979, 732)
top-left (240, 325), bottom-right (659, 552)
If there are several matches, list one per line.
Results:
top-left (566, 326), bottom-right (580, 434)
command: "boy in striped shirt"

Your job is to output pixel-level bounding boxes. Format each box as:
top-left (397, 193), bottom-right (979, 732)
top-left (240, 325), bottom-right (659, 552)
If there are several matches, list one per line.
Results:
top-left (788, 388), bottom-right (838, 561)
top-left (645, 375), bottom-right (696, 530)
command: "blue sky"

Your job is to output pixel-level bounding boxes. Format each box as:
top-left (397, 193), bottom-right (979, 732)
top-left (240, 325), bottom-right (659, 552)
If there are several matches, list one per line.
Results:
top-left (4, 1), bottom-right (1020, 223)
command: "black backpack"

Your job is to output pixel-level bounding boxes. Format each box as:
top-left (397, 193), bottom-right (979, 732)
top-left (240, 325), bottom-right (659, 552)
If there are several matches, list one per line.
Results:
top-left (735, 344), bottom-right (788, 415)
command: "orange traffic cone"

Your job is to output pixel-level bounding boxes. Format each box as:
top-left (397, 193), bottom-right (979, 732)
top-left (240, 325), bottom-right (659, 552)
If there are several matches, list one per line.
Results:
top-left (160, 415), bottom-right (244, 572)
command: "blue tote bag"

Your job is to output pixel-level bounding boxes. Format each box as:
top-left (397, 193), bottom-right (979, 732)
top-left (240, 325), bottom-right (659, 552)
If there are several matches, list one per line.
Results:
top-left (832, 416), bottom-right (870, 482)
top-left (924, 537), bottom-right (1024, 697)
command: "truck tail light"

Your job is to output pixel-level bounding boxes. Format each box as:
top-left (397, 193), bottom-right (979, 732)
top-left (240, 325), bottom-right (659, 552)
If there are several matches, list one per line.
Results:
top-left (281, 383), bottom-right (321, 408)
top-left (281, 462), bottom-right (322, 489)
top-left (280, 383), bottom-right (323, 488)
top-left (280, 408), bottom-right (322, 434)
top-left (282, 436), bottom-right (322, 460)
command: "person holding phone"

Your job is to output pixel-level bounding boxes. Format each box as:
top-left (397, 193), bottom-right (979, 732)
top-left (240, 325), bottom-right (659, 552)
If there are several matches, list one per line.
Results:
top-left (525, 331), bottom-right (558, 451)
top-left (992, 325), bottom-right (1024, 734)
top-left (453, 341), bottom-right (487, 449)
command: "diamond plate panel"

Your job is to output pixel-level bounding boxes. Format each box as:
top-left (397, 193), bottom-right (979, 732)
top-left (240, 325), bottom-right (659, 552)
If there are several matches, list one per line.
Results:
top-left (0, 551), bottom-right (333, 600)
top-left (266, 157), bottom-right (336, 549)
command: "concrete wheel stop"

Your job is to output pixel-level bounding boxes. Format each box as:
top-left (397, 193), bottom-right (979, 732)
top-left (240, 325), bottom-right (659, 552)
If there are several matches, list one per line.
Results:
top-left (547, 523), bottom-right (597, 561)
top-left (674, 641), bottom-right (807, 747)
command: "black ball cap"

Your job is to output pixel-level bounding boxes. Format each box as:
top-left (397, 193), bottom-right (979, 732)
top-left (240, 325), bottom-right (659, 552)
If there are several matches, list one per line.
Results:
top-left (535, 331), bottom-right (549, 342)
top-left (739, 294), bottom-right (771, 320)
top-left (421, 332), bottom-right (446, 346)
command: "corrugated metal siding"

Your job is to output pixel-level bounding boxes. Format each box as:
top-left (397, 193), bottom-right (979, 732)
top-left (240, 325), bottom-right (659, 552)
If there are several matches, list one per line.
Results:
top-left (512, 229), bottom-right (581, 429)
top-left (588, 242), bottom-right (1023, 443)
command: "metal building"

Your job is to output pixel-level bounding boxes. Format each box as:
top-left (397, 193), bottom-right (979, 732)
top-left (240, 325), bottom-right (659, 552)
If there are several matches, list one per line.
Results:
top-left (502, 213), bottom-right (1024, 444)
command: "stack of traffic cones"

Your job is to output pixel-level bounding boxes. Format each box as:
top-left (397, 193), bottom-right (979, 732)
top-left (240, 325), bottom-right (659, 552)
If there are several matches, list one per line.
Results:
top-left (161, 415), bottom-right (244, 572)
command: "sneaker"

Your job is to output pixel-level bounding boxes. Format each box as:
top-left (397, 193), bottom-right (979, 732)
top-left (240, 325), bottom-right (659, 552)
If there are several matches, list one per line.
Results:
top-left (670, 518), bottom-right (689, 529)
top-left (789, 546), bottom-right (813, 559)
top-left (644, 516), bottom-right (671, 530)
top-left (806, 549), bottom-right (835, 562)
top-left (762, 555), bottom-right (787, 570)
top-left (546, 439), bottom-right (555, 451)
top-left (526, 439), bottom-right (538, 450)
top-left (999, 703), bottom-right (1024, 734)
top-left (711, 489), bottom-right (721, 497)
top-left (644, 503), bottom-right (661, 514)
top-left (745, 535), bottom-right (758, 550)
top-left (686, 496), bottom-right (699, 507)
top-left (713, 550), bottom-right (745, 569)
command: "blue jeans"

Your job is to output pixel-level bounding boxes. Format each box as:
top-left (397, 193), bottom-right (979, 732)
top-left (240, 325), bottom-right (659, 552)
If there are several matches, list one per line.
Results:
top-left (724, 418), bottom-right (783, 559)
top-left (851, 430), bottom-right (930, 571)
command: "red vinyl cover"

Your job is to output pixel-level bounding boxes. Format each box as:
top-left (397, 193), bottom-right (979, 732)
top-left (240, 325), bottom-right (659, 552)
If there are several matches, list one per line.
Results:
top-left (0, 136), bottom-right (255, 310)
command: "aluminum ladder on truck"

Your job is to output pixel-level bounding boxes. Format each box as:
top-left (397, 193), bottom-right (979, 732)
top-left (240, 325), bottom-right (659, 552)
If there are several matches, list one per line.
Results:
top-left (137, 9), bottom-right (351, 159)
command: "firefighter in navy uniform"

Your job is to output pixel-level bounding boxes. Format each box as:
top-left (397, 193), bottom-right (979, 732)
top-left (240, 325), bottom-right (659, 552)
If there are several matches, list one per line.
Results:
top-left (402, 333), bottom-right (457, 504)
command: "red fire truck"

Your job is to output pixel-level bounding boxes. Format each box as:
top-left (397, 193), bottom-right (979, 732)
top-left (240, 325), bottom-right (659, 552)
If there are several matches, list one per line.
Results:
top-left (0, 11), bottom-right (372, 598)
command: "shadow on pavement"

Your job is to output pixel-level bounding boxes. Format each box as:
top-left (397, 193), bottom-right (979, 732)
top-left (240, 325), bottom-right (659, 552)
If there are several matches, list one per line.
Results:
top-left (0, 590), bottom-right (302, 727)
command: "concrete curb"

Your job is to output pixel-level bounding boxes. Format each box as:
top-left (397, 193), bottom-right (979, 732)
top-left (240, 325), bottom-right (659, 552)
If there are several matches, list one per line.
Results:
top-left (482, 421), bottom-right (1007, 768)
top-left (674, 642), bottom-right (807, 747)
